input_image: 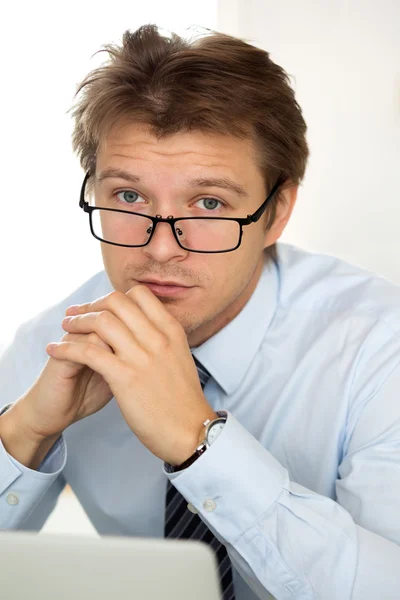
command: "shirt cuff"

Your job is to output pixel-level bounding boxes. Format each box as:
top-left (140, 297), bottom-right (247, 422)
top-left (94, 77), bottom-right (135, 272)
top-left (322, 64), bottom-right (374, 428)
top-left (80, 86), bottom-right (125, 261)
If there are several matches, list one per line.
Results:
top-left (163, 409), bottom-right (289, 544)
top-left (0, 402), bottom-right (67, 475)
top-left (0, 432), bottom-right (67, 482)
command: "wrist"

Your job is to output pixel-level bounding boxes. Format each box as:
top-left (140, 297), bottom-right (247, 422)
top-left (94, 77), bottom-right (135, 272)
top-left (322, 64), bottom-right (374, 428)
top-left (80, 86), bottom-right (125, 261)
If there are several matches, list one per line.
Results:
top-left (168, 410), bottom-right (219, 467)
top-left (0, 404), bottom-right (60, 470)
top-left (168, 410), bottom-right (224, 470)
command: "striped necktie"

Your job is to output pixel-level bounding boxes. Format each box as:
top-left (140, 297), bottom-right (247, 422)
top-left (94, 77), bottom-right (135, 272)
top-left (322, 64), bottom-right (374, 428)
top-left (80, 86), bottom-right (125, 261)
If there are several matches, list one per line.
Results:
top-left (164, 355), bottom-right (236, 600)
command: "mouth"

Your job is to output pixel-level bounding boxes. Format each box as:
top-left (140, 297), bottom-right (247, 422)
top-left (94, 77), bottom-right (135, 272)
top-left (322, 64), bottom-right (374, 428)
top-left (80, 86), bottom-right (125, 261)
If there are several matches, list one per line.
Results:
top-left (140, 281), bottom-right (195, 297)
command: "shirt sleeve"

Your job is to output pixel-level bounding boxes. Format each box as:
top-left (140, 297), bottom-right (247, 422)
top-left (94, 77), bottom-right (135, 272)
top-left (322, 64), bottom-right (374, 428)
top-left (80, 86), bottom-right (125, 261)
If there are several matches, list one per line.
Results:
top-left (163, 364), bottom-right (400, 599)
top-left (0, 404), bottom-right (68, 530)
top-left (0, 319), bottom-right (68, 530)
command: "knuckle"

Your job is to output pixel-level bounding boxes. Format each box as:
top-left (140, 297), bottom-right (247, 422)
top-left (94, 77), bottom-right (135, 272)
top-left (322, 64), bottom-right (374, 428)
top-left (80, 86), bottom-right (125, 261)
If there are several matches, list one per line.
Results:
top-left (95, 310), bottom-right (112, 326)
top-left (87, 333), bottom-right (110, 351)
top-left (131, 348), bottom-right (151, 371)
top-left (153, 332), bottom-right (171, 353)
top-left (108, 290), bottom-right (124, 307)
top-left (81, 343), bottom-right (95, 359)
top-left (87, 332), bottom-right (101, 344)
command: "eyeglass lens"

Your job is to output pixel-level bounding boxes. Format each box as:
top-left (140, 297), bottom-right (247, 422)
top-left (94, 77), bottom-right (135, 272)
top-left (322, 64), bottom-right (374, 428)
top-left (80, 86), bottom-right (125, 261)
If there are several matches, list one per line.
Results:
top-left (90, 209), bottom-right (241, 252)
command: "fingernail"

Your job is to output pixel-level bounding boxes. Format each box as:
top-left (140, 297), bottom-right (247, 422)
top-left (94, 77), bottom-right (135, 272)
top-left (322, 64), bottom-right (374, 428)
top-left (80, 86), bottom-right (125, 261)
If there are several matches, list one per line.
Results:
top-left (66, 305), bottom-right (80, 315)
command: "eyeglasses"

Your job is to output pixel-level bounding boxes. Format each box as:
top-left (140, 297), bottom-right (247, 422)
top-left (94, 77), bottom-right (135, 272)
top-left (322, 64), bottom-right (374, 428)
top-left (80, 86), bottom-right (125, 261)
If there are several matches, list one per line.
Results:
top-left (79, 172), bottom-right (283, 254)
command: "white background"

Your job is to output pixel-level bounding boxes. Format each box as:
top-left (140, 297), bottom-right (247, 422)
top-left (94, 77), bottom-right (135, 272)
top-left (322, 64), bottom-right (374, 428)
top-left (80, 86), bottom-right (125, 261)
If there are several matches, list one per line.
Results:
top-left (218, 0), bottom-right (400, 280)
top-left (0, 1), bottom-right (399, 534)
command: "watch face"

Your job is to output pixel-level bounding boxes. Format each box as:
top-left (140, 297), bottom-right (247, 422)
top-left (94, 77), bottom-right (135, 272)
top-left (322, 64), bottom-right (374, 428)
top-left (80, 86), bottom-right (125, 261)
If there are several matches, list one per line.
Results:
top-left (208, 421), bottom-right (225, 444)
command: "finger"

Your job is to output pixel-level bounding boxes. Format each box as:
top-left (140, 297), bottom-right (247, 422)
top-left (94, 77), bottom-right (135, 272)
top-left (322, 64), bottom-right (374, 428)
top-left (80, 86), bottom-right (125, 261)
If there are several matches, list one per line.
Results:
top-left (70, 287), bottom-right (183, 345)
top-left (45, 333), bottom-right (114, 362)
top-left (62, 312), bottom-right (139, 359)
top-left (46, 340), bottom-right (124, 387)
top-left (126, 285), bottom-right (185, 335)
top-left (60, 332), bottom-right (114, 353)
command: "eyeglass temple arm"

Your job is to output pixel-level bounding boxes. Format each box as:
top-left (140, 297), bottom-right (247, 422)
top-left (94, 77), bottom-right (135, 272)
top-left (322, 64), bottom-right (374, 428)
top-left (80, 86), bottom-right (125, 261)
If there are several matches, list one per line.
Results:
top-left (239, 177), bottom-right (284, 225)
top-left (79, 172), bottom-right (91, 210)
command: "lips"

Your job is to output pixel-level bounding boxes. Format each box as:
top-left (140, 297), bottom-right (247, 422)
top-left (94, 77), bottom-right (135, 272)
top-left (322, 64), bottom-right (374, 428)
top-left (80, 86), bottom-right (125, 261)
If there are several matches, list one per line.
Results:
top-left (141, 282), bottom-right (194, 297)
top-left (141, 279), bottom-right (190, 287)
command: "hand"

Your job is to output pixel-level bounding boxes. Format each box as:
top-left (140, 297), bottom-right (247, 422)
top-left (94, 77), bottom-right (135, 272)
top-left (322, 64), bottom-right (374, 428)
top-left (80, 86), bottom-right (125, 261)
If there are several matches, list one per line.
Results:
top-left (4, 328), bottom-right (115, 467)
top-left (48, 285), bottom-right (217, 465)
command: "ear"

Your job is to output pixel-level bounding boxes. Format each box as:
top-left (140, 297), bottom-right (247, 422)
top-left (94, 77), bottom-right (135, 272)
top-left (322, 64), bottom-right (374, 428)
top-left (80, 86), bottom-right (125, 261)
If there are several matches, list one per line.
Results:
top-left (263, 183), bottom-right (299, 248)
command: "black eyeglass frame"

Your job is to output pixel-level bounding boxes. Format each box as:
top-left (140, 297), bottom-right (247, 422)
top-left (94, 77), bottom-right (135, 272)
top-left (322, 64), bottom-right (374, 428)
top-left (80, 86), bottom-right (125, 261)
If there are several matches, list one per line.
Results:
top-left (79, 171), bottom-right (284, 254)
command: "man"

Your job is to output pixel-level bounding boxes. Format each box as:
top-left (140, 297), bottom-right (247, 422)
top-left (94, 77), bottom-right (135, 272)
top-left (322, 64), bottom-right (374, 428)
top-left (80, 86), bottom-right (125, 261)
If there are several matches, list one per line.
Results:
top-left (0, 24), bottom-right (399, 600)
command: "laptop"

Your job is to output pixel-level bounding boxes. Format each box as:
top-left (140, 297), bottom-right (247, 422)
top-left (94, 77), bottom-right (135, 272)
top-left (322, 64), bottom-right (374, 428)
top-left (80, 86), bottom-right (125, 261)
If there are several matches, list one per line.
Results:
top-left (0, 530), bottom-right (222, 600)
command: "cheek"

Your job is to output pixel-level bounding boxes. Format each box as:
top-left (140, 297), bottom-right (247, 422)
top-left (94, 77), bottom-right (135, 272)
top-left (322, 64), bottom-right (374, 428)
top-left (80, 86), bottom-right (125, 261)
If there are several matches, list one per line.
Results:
top-left (101, 242), bottom-right (132, 264)
top-left (215, 240), bottom-right (264, 295)
top-left (242, 222), bottom-right (267, 248)
top-left (100, 244), bottom-right (119, 271)
top-left (210, 253), bottom-right (249, 292)
top-left (100, 246), bottom-right (132, 288)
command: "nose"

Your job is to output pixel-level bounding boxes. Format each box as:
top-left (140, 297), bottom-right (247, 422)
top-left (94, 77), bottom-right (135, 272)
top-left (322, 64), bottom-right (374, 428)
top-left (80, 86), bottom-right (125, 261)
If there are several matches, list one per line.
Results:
top-left (143, 218), bottom-right (188, 262)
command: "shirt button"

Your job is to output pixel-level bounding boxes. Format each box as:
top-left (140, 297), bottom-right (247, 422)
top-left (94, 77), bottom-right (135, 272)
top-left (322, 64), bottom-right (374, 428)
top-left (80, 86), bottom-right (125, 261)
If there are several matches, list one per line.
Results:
top-left (187, 502), bottom-right (199, 514)
top-left (203, 499), bottom-right (216, 512)
top-left (6, 493), bottom-right (19, 506)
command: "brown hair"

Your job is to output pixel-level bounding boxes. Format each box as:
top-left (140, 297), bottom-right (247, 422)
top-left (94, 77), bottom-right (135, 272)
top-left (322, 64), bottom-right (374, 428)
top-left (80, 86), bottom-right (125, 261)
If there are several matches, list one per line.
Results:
top-left (71, 24), bottom-right (309, 253)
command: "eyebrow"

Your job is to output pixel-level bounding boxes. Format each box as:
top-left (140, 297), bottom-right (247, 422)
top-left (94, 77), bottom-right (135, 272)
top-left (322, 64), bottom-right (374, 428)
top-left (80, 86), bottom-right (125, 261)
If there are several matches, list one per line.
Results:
top-left (97, 168), bottom-right (140, 184)
top-left (188, 177), bottom-right (248, 198)
top-left (97, 168), bottom-right (249, 198)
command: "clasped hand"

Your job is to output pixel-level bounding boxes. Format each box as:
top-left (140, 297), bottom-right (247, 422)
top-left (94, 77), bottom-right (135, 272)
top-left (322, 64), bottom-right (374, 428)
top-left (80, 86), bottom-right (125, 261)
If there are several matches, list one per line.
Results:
top-left (47, 284), bottom-right (217, 466)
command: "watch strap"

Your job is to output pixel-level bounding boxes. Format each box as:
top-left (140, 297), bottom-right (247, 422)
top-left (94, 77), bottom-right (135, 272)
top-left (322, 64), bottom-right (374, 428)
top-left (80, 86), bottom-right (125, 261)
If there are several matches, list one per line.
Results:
top-left (0, 404), bottom-right (13, 416)
top-left (170, 442), bottom-right (208, 472)
top-left (168, 410), bottom-right (226, 473)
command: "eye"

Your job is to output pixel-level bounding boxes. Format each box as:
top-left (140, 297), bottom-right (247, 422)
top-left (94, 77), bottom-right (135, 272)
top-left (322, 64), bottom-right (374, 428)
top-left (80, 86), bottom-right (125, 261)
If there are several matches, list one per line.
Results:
top-left (115, 190), bottom-right (144, 205)
top-left (194, 197), bottom-right (226, 211)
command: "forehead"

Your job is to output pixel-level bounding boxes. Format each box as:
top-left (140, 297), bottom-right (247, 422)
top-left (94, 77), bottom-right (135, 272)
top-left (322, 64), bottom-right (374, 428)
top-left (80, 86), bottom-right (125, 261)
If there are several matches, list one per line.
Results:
top-left (96, 122), bottom-right (263, 181)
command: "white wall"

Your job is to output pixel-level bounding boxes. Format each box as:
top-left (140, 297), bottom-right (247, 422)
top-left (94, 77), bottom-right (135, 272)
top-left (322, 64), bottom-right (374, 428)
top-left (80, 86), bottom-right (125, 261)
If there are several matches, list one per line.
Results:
top-left (218, 0), bottom-right (400, 283)
top-left (0, 1), bottom-right (218, 354)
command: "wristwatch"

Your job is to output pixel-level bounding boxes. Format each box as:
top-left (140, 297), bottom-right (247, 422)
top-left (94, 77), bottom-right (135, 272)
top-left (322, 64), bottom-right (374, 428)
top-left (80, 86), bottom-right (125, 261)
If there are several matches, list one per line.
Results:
top-left (169, 410), bottom-right (227, 473)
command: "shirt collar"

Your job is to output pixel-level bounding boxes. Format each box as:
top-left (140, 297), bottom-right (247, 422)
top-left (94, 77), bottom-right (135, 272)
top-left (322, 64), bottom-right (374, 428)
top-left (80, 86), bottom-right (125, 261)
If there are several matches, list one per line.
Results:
top-left (191, 251), bottom-right (279, 395)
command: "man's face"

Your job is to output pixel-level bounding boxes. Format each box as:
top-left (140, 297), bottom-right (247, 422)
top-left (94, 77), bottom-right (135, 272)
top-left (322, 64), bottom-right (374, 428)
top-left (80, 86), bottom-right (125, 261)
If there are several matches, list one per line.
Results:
top-left (94, 123), bottom-right (296, 347)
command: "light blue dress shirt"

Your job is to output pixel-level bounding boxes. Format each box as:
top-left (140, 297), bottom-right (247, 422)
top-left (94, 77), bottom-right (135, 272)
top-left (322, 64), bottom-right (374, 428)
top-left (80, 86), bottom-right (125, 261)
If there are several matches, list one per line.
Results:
top-left (1, 242), bottom-right (400, 600)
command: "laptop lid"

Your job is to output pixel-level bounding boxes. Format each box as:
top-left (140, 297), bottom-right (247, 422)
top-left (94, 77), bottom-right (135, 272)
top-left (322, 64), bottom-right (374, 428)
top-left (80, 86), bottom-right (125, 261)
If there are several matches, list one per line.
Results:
top-left (0, 531), bottom-right (222, 600)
